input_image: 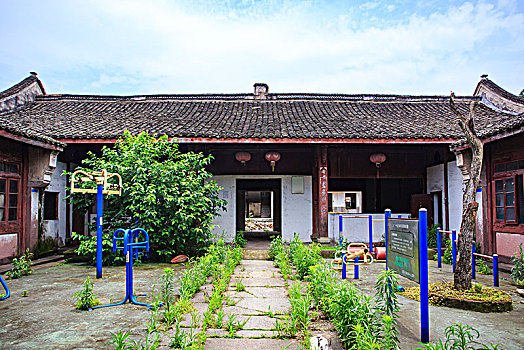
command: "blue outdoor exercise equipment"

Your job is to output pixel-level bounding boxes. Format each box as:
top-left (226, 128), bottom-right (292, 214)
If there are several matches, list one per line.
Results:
top-left (0, 274), bottom-right (10, 300)
top-left (92, 227), bottom-right (150, 309)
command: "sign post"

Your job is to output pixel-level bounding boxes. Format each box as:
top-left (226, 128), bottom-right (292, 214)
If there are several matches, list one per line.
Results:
top-left (71, 169), bottom-right (122, 278)
top-left (419, 209), bottom-right (429, 343)
top-left (387, 208), bottom-right (429, 343)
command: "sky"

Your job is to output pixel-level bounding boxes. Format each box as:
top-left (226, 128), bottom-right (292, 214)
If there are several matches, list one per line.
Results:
top-left (1, 0), bottom-right (523, 96)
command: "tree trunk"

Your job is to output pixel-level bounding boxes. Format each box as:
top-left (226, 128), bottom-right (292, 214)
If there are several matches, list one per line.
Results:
top-left (450, 94), bottom-right (484, 291)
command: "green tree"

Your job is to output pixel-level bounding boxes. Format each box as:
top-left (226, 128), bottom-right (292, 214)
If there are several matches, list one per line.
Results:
top-left (67, 131), bottom-right (226, 263)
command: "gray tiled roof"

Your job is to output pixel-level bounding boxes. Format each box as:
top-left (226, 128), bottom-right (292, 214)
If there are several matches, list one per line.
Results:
top-left (475, 78), bottom-right (524, 105)
top-left (0, 92), bottom-right (521, 143)
top-left (0, 116), bottom-right (65, 147)
top-left (0, 74), bottom-right (45, 99)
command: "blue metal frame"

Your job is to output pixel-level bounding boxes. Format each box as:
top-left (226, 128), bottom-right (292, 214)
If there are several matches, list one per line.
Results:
top-left (354, 257), bottom-right (359, 279)
top-left (418, 209), bottom-right (429, 343)
top-left (338, 215), bottom-right (343, 248)
top-left (96, 184), bottom-right (103, 279)
top-left (368, 215), bottom-right (373, 253)
top-left (493, 255), bottom-right (499, 287)
top-left (452, 230), bottom-right (457, 273)
top-left (384, 209), bottom-right (391, 270)
top-left (341, 252), bottom-right (346, 280)
top-left (436, 228), bottom-right (441, 268)
top-left (472, 243), bottom-right (476, 280)
top-left (92, 228), bottom-right (150, 309)
top-left (0, 274), bottom-right (10, 300)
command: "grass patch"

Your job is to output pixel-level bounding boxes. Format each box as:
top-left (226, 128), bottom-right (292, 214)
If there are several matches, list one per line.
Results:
top-left (400, 282), bottom-right (512, 312)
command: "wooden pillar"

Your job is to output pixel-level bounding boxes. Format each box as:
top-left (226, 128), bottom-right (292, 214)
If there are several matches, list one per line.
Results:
top-left (318, 146), bottom-right (329, 241)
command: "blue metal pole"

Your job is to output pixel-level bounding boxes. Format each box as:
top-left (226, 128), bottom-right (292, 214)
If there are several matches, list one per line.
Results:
top-left (342, 252), bottom-right (346, 280)
top-left (354, 257), bottom-right (359, 279)
top-left (493, 254), bottom-right (499, 287)
top-left (419, 208), bottom-right (429, 344)
top-left (368, 215), bottom-right (373, 253)
top-left (339, 215), bottom-right (343, 248)
top-left (92, 229), bottom-right (131, 309)
top-left (0, 274), bottom-right (10, 300)
top-left (96, 183), bottom-right (103, 279)
top-left (471, 243), bottom-right (476, 280)
top-left (385, 209), bottom-right (391, 270)
top-left (452, 230), bottom-right (457, 273)
top-left (437, 229), bottom-right (441, 268)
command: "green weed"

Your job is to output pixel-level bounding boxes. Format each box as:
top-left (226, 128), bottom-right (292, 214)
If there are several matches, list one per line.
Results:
top-left (73, 276), bottom-right (100, 310)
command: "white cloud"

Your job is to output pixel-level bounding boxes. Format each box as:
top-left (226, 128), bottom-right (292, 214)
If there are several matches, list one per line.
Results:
top-left (0, 0), bottom-right (522, 95)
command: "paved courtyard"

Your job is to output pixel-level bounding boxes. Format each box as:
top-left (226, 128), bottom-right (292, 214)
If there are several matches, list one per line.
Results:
top-left (0, 261), bottom-right (183, 350)
top-left (0, 251), bottom-right (523, 349)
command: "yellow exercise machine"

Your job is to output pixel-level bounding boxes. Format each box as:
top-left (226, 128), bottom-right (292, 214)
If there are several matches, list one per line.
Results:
top-left (70, 169), bottom-right (122, 278)
top-left (331, 243), bottom-right (375, 280)
top-left (71, 169), bottom-right (122, 195)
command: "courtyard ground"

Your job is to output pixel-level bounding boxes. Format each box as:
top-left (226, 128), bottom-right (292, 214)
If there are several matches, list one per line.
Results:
top-left (0, 247), bottom-right (523, 349)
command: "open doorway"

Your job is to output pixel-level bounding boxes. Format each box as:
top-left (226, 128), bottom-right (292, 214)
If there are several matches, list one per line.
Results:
top-left (245, 191), bottom-right (274, 231)
top-left (236, 179), bottom-right (281, 237)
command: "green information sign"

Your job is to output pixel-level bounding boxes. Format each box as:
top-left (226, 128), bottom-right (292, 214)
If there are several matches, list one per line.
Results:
top-left (387, 218), bottom-right (420, 283)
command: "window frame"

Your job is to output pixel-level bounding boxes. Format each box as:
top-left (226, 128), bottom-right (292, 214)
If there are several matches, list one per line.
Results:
top-left (43, 191), bottom-right (59, 221)
top-left (0, 158), bottom-right (22, 229)
top-left (493, 158), bottom-right (524, 226)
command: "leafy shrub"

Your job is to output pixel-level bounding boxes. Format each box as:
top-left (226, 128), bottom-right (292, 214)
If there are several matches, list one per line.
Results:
top-left (511, 243), bottom-right (524, 286)
top-left (292, 241), bottom-right (322, 280)
top-left (442, 239), bottom-right (453, 265)
top-left (234, 231), bottom-right (247, 248)
top-left (288, 238), bottom-right (402, 349)
top-left (476, 259), bottom-right (492, 275)
top-left (72, 231), bottom-right (126, 266)
top-left (413, 323), bottom-right (502, 349)
top-left (66, 131), bottom-right (227, 264)
top-left (6, 249), bottom-right (33, 279)
top-left (307, 263), bottom-right (337, 310)
top-left (268, 235), bottom-right (284, 260)
top-left (428, 224), bottom-right (441, 249)
top-left (73, 276), bottom-right (100, 310)
top-left (328, 279), bottom-right (375, 346)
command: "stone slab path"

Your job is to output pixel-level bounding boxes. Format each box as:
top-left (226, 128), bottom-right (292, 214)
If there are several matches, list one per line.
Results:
top-left (161, 260), bottom-right (304, 349)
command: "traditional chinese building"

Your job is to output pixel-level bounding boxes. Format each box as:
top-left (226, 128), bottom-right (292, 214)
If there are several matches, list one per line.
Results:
top-left (0, 73), bottom-right (522, 262)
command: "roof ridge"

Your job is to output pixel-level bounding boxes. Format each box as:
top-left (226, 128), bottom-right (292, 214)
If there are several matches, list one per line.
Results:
top-left (0, 74), bottom-right (41, 99)
top-left (36, 92), bottom-right (480, 103)
top-left (476, 78), bottom-right (524, 104)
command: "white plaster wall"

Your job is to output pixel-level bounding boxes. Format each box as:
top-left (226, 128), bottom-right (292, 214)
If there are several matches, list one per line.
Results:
top-left (42, 161), bottom-right (67, 245)
top-left (448, 161), bottom-right (464, 231)
top-left (328, 213), bottom-right (410, 243)
top-left (210, 175), bottom-right (313, 243)
top-left (426, 161), bottom-right (464, 232)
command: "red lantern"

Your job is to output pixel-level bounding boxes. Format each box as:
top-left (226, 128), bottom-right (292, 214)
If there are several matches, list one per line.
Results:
top-left (265, 152), bottom-right (281, 172)
top-left (235, 152), bottom-right (251, 166)
top-left (369, 153), bottom-right (386, 168)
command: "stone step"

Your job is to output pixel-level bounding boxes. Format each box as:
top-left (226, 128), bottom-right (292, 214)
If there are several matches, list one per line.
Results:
top-left (242, 249), bottom-right (270, 260)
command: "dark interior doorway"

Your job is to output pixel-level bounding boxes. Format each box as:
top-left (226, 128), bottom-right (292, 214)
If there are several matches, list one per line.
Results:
top-left (236, 179), bottom-right (281, 236)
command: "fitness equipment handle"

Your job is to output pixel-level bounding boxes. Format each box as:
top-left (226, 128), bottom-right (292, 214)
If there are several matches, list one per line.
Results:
top-left (112, 229), bottom-right (130, 252)
top-left (127, 228), bottom-right (150, 253)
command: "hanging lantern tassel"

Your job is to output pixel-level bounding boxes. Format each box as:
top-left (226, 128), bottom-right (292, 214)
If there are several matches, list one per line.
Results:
top-left (265, 152), bottom-right (281, 172)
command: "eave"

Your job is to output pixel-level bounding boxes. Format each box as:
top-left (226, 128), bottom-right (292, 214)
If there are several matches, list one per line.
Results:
top-left (0, 130), bottom-right (64, 151)
top-left (59, 137), bottom-right (457, 145)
